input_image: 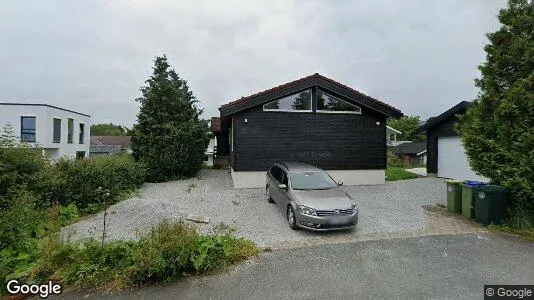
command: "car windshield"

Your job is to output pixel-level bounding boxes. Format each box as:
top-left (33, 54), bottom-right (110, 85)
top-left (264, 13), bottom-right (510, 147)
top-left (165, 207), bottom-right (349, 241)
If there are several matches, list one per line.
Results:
top-left (290, 172), bottom-right (338, 190)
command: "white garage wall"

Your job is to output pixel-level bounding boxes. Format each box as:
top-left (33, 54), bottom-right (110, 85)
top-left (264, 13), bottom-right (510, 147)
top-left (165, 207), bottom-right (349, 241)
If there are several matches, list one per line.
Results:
top-left (437, 136), bottom-right (488, 182)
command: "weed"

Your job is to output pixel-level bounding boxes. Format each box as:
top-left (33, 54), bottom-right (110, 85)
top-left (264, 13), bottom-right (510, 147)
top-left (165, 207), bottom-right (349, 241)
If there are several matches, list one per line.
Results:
top-left (186, 183), bottom-right (197, 193)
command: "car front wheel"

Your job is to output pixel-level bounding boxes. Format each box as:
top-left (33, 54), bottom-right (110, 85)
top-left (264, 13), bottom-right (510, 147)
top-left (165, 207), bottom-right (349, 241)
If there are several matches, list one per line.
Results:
top-left (287, 206), bottom-right (298, 230)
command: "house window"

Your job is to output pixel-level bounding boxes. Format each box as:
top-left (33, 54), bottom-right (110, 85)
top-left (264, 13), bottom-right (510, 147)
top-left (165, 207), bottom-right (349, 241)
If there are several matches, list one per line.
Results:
top-left (21, 116), bottom-right (36, 142)
top-left (317, 90), bottom-right (361, 114)
top-left (79, 123), bottom-right (85, 144)
top-left (263, 90), bottom-right (312, 112)
top-left (53, 118), bottom-right (61, 143)
top-left (67, 118), bottom-right (74, 143)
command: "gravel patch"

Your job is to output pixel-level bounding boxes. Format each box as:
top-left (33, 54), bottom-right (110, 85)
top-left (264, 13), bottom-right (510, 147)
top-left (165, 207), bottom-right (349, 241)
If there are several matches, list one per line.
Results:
top-left (64, 170), bottom-right (447, 247)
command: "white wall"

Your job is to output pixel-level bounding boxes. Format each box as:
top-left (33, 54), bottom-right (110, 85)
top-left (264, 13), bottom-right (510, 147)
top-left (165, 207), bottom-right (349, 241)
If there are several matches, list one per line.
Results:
top-left (0, 104), bottom-right (90, 159)
top-left (230, 168), bottom-right (385, 189)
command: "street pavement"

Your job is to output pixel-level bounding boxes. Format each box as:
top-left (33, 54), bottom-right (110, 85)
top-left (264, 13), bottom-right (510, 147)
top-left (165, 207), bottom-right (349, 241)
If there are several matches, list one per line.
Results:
top-left (67, 232), bottom-right (534, 300)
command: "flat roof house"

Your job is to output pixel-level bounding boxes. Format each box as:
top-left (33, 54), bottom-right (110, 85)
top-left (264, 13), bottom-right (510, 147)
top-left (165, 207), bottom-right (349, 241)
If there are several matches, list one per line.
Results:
top-left (0, 103), bottom-right (90, 159)
top-left (215, 73), bottom-right (403, 188)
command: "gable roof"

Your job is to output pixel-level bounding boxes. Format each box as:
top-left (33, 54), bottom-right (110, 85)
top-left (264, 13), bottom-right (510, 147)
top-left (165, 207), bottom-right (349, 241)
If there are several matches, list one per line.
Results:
top-left (389, 141), bottom-right (427, 155)
top-left (219, 73), bottom-right (403, 118)
top-left (417, 101), bottom-right (472, 133)
top-left (90, 136), bottom-right (131, 147)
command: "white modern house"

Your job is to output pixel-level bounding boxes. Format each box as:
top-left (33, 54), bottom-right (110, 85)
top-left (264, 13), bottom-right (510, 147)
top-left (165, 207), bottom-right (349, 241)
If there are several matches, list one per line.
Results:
top-left (0, 103), bottom-right (91, 159)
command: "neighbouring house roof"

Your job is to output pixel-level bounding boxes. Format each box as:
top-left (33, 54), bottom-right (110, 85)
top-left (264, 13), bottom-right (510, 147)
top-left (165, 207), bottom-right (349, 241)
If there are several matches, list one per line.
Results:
top-left (0, 102), bottom-right (90, 117)
top-left (219, 73), bottom-right (403, 118)
top-left (90, 136), bottom-right (132, 148)
top-left (416, 101), bottom-right (472, 133)
top-left (211, 117), bottom-right (221, 133)
top-left (389, 141), bottom-right (427, 156)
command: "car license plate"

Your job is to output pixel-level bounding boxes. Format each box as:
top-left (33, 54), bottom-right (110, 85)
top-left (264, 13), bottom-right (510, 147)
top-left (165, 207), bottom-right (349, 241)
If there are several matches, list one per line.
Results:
top-left (330, 217), bottom-right (347, 225)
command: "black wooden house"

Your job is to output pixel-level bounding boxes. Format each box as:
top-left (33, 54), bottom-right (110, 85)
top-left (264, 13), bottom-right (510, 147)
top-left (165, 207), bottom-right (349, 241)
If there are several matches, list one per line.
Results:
top-left (214, 73), bottom-right (403, 188)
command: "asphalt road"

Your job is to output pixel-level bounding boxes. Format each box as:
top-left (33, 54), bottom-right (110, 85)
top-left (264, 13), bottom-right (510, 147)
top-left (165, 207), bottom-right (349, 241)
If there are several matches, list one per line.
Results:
top-left (68, 233), bottom-right (534, 300)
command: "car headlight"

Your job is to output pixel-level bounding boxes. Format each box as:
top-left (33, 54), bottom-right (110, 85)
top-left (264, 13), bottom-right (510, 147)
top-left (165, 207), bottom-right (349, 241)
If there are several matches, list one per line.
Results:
top-left (297, 205), bottom-right (317, 216)
top-left (351, 202), bottom-right (357, 212)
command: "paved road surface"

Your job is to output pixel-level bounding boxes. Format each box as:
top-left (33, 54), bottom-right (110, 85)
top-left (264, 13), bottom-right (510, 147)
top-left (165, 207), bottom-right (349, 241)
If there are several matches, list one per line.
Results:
top-left (68, 233), bottom-right (534, 300)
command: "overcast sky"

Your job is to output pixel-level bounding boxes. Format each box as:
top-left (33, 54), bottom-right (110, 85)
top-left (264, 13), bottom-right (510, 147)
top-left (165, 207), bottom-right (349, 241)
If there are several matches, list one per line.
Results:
top-left (0, 0), bottom-right (505, 127)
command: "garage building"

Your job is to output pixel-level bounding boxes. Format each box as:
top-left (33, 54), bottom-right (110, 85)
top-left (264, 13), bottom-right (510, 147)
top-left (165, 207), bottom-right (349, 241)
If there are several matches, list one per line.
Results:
top-left (215, 73), bottom-right (403, 188)
top-left (418, 101), bottom-right (488, 182)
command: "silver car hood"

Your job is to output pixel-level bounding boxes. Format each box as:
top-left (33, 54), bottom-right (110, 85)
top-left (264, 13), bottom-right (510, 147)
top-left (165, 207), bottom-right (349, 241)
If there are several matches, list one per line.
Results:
top-left (291, 188), bottom-right (353, 210)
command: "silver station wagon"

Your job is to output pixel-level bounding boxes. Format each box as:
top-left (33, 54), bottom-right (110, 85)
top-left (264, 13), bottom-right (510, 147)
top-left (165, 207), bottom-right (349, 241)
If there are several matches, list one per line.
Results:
top-left (265, 161), bottom-right (358, 231)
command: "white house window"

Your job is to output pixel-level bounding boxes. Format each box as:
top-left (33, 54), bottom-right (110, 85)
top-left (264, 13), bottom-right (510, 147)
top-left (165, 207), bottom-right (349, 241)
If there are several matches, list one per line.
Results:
top-left (317, 90), bottom-right (361, 114)
top-left (53, 118), bottom-right (61, 143)
top-left (263, 90), bottom-right (312, 112)
top-left (21, 116), bottom-right (36, 142)
top-left (67, 118), bottom-right (74, 144)
top-left (79, 123), bottom-right (85, 144)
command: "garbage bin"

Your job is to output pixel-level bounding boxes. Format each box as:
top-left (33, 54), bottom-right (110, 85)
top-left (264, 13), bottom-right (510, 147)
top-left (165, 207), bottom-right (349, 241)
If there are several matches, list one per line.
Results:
top-left (462, 181), bottom-right (487, 218)
top-left (475, 185), bottom-right (508, 226)
top-left (445, 179), bottom-right (463, 213)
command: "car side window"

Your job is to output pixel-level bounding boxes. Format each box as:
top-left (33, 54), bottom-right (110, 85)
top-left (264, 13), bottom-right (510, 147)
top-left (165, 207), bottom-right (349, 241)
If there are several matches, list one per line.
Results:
top-left (280, 171), bottom-right (288, 186)
top-left (270, 166), bottom-right (281, 182)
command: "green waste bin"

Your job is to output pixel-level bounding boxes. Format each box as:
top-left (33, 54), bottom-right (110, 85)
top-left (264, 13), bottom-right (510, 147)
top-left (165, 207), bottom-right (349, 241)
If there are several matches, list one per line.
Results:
top-left (462, 181), bottom-right (487, 218)
top-left (475, 185), bottom-right (508, 226)
top-left (445, 179), bottom-right (463, 213)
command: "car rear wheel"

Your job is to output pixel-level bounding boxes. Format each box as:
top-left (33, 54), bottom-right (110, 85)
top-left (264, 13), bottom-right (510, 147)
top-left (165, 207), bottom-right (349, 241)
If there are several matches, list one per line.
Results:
top-left (266, 186), bottom-right (274, 203)
top-left (287, 206), bottom-right (298, 230)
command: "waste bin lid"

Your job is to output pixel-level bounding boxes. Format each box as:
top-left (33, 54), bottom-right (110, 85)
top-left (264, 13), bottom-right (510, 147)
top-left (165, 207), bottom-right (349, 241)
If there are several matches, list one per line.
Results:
top-left (463, 180), bottom-right (487, 187)
top-left (445, 179), bottom-right (463, 184)
top-left (482, 185), bottom-right (508, 193)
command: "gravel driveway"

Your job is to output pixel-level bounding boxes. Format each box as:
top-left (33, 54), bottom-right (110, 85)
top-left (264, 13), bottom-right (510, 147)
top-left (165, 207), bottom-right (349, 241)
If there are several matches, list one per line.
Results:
top-left (64, 169), bottom-right (448, 247)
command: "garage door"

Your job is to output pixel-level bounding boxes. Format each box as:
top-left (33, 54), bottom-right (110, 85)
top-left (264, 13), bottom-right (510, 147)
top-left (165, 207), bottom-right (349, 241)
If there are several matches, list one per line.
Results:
top-left (437, 136), bottom-right (488, 182)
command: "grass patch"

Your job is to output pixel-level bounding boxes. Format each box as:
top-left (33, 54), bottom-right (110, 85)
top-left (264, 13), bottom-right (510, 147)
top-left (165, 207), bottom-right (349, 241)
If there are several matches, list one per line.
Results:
top-left (24, 220), bottom-right (259, 293)
top-left (487, 224), bottom-right (534, 241)
top-left (385, 167), bottom-right (418, 181)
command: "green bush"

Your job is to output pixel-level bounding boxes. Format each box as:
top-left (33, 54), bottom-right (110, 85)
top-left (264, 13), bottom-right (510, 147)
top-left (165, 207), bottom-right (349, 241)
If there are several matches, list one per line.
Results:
top-left (387, 150), bottom-right (410, 168)
top-left (0, 147), bottom-right (47, 210)
top-left (28, 220), bottom-right (259, 292)
top-left (32, 155), bottom-right (146, 213)
top-left (0, 193), bottom-right (46, 294)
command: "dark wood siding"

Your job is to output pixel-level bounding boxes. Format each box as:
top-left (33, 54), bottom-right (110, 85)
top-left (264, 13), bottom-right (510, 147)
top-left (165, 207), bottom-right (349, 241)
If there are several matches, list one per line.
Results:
top-left (426, 115), bottom-right (460, 174)
top-left (232, 105), bottom-right (386, 172)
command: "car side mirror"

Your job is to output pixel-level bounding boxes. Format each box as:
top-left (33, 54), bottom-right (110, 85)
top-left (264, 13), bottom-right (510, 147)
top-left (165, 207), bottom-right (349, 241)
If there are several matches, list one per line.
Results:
top-left (338, 181), bottom-right (344, 187)
top-left (277, 184), bottom-right (287, 190)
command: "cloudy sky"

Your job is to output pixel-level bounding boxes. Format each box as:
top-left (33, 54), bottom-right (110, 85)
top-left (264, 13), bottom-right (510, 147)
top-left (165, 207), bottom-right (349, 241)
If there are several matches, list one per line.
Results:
top-left (1, 0), bottom-right (505, 127)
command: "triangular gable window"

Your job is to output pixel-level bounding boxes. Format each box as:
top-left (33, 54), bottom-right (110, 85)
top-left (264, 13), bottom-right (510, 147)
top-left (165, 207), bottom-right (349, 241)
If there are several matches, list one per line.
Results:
top-left (263, 90), bottom-right (312, 111)
top-left (317, 90), bottom-right (361, 114)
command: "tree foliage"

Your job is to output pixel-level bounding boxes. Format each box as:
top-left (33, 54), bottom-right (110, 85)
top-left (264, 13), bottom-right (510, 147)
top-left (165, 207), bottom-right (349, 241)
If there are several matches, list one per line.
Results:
top-left (131, 55), bottom-right (209, 182)
top-left (387, 116), bottom-right (425, 142)
top-left (457, 0), bottom-right (534, 226)
top-left (90, 123), bottom-right (129, 136)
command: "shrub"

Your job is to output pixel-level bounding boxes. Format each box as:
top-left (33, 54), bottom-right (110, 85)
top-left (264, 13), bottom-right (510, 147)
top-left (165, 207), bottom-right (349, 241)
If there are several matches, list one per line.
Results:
top-left (27, 220), bottom-right (259, 292)
top-left (387, 150), bottom-right (410, 168)
top-left (0, 193), bottom-right (46, 295)
top-left (32, 155), bottom-right (146, 213)
top-left (0, 143), bottom-right (47, 209)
